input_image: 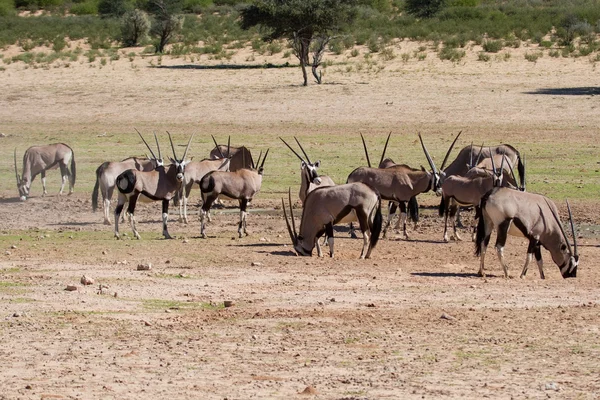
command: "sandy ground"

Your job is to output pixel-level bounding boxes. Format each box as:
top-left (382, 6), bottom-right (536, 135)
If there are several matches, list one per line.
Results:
top-left (0, 41), bottom-right (600, 399)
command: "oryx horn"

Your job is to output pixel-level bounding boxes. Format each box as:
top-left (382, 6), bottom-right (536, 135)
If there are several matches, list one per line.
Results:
top-left (13, 148), bottom-right (21, 185)
top-left (182, 132), bottom-right (194, 161)
top-left (544, 198), bottom-right (574, 257)
top-left (505, 155), bottom-right (518, 187)
top-left (522, 155), bottom-right (527, 191)
top-left (282, 188), bottom-right (297, 245)
top-left (166, 131), bottom-right (178, 160)
top-left (474, 142), bottom-right (485, 166)
top-left (135, 128), bottom-right (158, 160)
top-left (294, 137), bottom-right (311, 164)
top-left (227, 136), bottom-right (231, 158)
top-left (379, 132), bottom-right (392, 167)
top-left (360, 133), bottom-right (372, 168)
top-left (490, 147), bottom-right (496, 175)
top-left (469, 142), bottom-right (473, 168)
top-left (259, 149), bottom-right (269, 170)
top-left (417, 133), bottom-right (437, 174)
top-left (280, 137), bottom-right (304, 162)
top-left (440, 130), bottom-right (462, 170)
top-left (212, 135), bottom-right (225, 158)
top-left (499, 149), bottom-right (506, 177)
top-left (154, 131), bottom-right (162, 160)
top-left (566, 200), bottom-right (578, 257)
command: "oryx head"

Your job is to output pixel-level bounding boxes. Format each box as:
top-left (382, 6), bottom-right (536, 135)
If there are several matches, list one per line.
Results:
top-left (135, 128), bottom-right (164, 168)
top-left (14, 148), bottom-right (28, 201)
top-left (252, 148), bottom-right (269, 175)
top-left (546, 199), bottom-right (579, 278)
top-left (282, 188), bottom-right (312, 256)
top-left (280, 137), bottom-right (321, 185)
top-left (419, 131), bottom-right (462, 195)
top-left (490, 148), bottom-right (506, 187)
top-left (167, 131), bottom-right (194, 182)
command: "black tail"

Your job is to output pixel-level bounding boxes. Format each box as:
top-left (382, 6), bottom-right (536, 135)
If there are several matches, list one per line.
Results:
top-left (517, 153), bottom-right (525, 190)
top-left (70, 150), bottom-right (76, 187)
top-left (369, 197), bottom-right (383, 251)
top-left (438, 196), bottom-right (446, 217)
top-left (474, 192), bottom-right (492, 256)
top-left (92, 162), bottom-right (108, 212)
top-left (408, 196), bottom-right (419, 222)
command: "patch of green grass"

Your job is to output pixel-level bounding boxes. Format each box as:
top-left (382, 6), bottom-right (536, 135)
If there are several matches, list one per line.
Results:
top-left (0, 281), bottom-right (26, 287)
top-left (142, 299), bottom-right (222, 311)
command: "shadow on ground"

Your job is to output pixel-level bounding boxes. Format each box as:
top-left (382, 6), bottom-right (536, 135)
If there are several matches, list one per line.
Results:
top-left (524, 87), bottom-right (600, 96)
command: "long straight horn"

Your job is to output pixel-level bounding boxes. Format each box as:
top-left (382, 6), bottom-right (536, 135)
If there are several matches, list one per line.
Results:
top-left (255, 150), bottom-right (263, 170)
top-left (490, 148), bottom-right (497, 175)
top-left (544, 199), bottom-right (573, 257)
top-left (166, 131), bottom-right (178, 160)
top-left (212, 135), bottom-right (225, 158)
top-left (154, 131), bottom-right (162, 160)
top-left (260, 148), bottom-right (269, 170)
top-left (379, 132), bottom-right (392, 167)
top-left (506, 157), bottom-right (518, 187)
top-left (440, 130), bottom-right (462, 171)
top-left (522, 155), bottom-right (527, 191)
top-left (566, 200), bottom-right (578, 257)
top-left (280, 137), bottom-right (304, 162)
top-left (294, 137), bottom-right (311, 164)
top-left (475, 142), bottom-right (485, 166)
top-left (360, 133), bottom-right (371, 168)
top-left (227, 136), bottom-right (231, 158)
top-left (418, 133), bottom-right (437, 174)
top-left (182, 133), bottom-right (194, 161)
top-left (282, 188), bottom-right (297, 245)
top-left (135, 128), bottom-right (158, 160)
top-left (469, 142), bottom-right (474, 168)
top-left (288, 188), bottom-right (296, 241)
top-left (500, 149), bottom-right (506, 175)
top-left (14, 148), bottom-right (21, 185)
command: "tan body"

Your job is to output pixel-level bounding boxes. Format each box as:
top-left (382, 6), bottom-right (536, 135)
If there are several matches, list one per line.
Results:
top-left (475, 187), bottom-right (578, 279)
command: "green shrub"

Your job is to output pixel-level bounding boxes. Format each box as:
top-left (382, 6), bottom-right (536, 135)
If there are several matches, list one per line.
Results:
top-left (477, 52), bottom-right (489, 61)
top-left (70, 0), bottom-right (97, 15)
top-left (120, 9), bottom-right (149, 47)
top-left (183, 0), bottom-right (211, 13)
top-left (482, 39), bottom-right (503, 53)
top-left (97, 0), bottom-right (127, 16)
top-left (52, 36), bottom-right (66, 51)
top-left (0, 0), bottom-right (15, 16)
top-left (438, 46), bottom-right (465, 61)
top-left (524, 51), bottom-right (542, 63)
top-left (266, 40), bottom-right (281, 55)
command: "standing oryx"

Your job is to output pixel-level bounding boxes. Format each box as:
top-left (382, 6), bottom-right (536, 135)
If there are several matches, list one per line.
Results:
top-left (14, 143), bottom-right (76, 201)
top-left (178, 136), bottom-right (231, 224)
top-left (199, 149), bottom-right (269, 238)
top-left (280, 137), bottom-right (336, 204)
top-left (475, 187), bottom-right (579, 279)
top-left (282, 183), bottom-right (382, 259)
top-left (114, 132), bottom-right (193, 240)
top-left (209, 139), bottom-right (253, 171)
top-left (93, 129), bottom-right (164, 225)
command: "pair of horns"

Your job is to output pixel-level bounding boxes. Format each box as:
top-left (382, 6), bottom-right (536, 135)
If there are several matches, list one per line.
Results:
top-left (280, 137), bottom-right (312, 165)
top-left (545, 199), bottom-right (578, 259)
top-left (415, 131), bottom-right (462, 174)
top-left (135, 128), bottom-right (162, 161)
top-left (166, 131), bottom-right (194, 162)
top-left (360, 132), bottom-right (392, 168)
top-left (253, 148), bottom-right (269, 170)
top-left (211, 135), bottom-right (231, 159)
top-left (282, 188), bottom-right (298, 246)
top-left (490, 148), bottom-right (506, 177)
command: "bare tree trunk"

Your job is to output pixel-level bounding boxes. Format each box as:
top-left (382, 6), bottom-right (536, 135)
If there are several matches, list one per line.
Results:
top-left (292, 31), bottom-right (312, 86)
top-left (311, 35), bottom-right (331, 84)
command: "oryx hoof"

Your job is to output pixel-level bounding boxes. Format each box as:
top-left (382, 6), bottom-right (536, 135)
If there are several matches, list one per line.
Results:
top-left (403, 235), bottom-right (410, 241)
top-left (443, 236), bottom-right (449, 243)
top-left (114, 234), bottom-right (121, 240)
top-left (200, 233), bottom-right (207, 239)
top-left (103, 220), bottom-right (111, 226)
top-left (134, 234), bottom-right (141, 240)
top-left (451, 235), bottom-right (462, 242)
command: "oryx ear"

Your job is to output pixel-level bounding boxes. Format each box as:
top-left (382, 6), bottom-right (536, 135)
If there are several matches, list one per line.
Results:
top-left (420, 165), bottom-right (426, 171)
top-left (314, 160), bottom-right (321, 168)
top-left (301, 160), bottom-right (307, 169)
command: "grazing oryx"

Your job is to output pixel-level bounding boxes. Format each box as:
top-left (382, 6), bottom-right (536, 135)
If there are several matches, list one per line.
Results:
top-left (199, 149), bottom-right (269, 238)
top-left (475, 187), bottom-right (579, 279)
top-left (14, 143), bottom-right (76, 201)
top-left (209, 140), bottom-right (253, 171)
top-left (439, 148), bottom-right (510, 242)
top-left (364, 133), bottom-right (420, 239)
top-left (282, 184), bottom-right (382, 259)
top-left (279, 137), bottom-right (336, 204)
top-left (114, 132), bottom-right (193, 240)
top-left (178, 136), bottom-right (231, 224)
top-left (93, 129), bottom-right (164, 225)
top-left (347, 133), bottom-right (456, 239)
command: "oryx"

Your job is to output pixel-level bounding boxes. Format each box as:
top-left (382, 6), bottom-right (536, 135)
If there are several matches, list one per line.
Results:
top-left (347, 133), bottom-right (454, 239)
top-left (209, 140), bottom-right (253, 171)
top-left (475, 187), bottom-right (579, 279)
top-left (282, 183), bottom-right (383, 259)
top-left (279, 137), bottom-right (336, 204)
top-left (114, 132), bottom-right (193, 240)
top-left (14, 143), bottom-right (76, 201)
top-left (92, 129), bottom-right (164, 225)
top-left (178, 136), bottom-right (231, 224)
top-left (439, 148), bottom-right (513, 242)
top-left (199, 149), bottom-right (269, 238)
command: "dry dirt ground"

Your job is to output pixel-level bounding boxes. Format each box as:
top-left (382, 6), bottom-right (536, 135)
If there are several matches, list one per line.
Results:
top-left (0, 41), bottom-right (600, 399)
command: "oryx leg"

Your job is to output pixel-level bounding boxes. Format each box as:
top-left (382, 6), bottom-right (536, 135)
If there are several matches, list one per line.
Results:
top-left (382, 201), bottom-right (397, 239)
top-left (449, 203), bottom-right (462, 242)
top-left (325, 223), bottom-right (334, 258)
top-left (455, 207), bottom-right (465, 228)
top-left (494, 219), bottom-right (512, 279)
top-left (520, 239), bottom-right (540, 278)
top-left (59, 162), bottom-right (73, 195)
top-left (180, 184), bottom-right (192, 224)
top-left (442, 197), bottom-right (450, 242)
top-left (238, 199), bottom-right (249, 238)
top-left (162, 199), bottom-right (173, 239)
top-left (127, 194), bottom-right (141, 240)
top-left (114, 193), bottom-right (127, 239)
top-left (199, 196), bottom-right (214, 239)
top-left (103, 186), bottom-right (114, 225)
top-left (41, 171), bottom-right (48, 196)
top-left (534, 245), bottom-right (545, 279)
top-left (477, 215), bottom-right (493, 277)
top-left (398, 201), bottom-right (409, 240)
top-left (348, 222), bottom-right (358, 239)
top-left (356, 209), bottom-right (371, 259)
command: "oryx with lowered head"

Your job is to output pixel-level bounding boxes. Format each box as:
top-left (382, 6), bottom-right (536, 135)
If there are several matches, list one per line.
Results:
top-left (475, 187), bottom-right (579, 279)
top-left (199, 149), bottom-right (269, 238)
top-left (209, 139), bottom-right (253, 171)
top-left (282, 183), bottom-right (383, 259)
top-left (114, 132), bottom-right (193, 240)
top-left (14, 143), bottom-right (76, 201)
top-left (93, 129), bottom-right (164, 225)
top-left (178, 135), bottom-right (231, 224)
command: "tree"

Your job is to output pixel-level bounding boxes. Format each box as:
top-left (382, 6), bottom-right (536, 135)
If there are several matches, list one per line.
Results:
top-left (404, 0), bottom-right (446, 18)
top-left (98, 0), bottom-right (129, 17)
top-left (240, 0), bottom-right (358, 86)
top-left (121, 9), bottom-right (150, 47)
top-left (146, 0), bottom-right (184, 53)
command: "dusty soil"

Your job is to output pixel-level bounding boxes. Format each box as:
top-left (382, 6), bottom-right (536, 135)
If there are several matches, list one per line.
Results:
top-left (1, 41), bottom-right (600, 399)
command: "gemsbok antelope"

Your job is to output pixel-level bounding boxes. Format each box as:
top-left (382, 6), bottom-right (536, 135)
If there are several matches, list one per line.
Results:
top-left (177, 136), bottom-right (231, 224)
top-left (475, 187), bottom-right (579, 279)
top-left (209, 139), bottom-right (253, 171)
top-left (114, 132), bottom-right (193, 240)
top-left (199, 149), bottom-right (269, 238)
top-left (282, 184), bottom-right (383, 259)
top-left (439, 148), bottom-right (509, 242)
top-left (93, 129), bottom-right (164, 225)
top-left (14, 143), bottom-right (76, 201)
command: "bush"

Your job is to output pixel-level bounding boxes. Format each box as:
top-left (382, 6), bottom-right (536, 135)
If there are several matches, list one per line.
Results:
top-left (70, 0), bottom-right (98, 15)
top-left (405, 0), bottom-right (445, 18)
top-left (0, 0), bottom-right (15, 16)
top-left (98, 0), bottom-right (127, 16)
top-left (438, 46), bottom-right (465, 61)
top-left (482, 39), bottom-right (503, 53)
top-left (120, 9), bottom-right (150, 46)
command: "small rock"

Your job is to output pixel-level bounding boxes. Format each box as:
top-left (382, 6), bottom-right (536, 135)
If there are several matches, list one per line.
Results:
top-left (81, 275), bottom-right (94, 285)
top-left (182, 239), bottom-right (189, 244)
top-left (330, 298), bottom-right (336, 302)
top-left (144, 321), bottom-right (151, 327)
top-left (0, 133), bottom-right (7, 138)
top-left (13, 312), bottom-right (23, 317)
top-left (5, 251), bottom-right (10, 256)
top-left (137, 263), bottom-right (152, 271)
top-left (299, 385), bottom-right (318, 395)
top-left (102, 250), bottom-right (107, 255)
top-left (366, 303), bottom-right (376, 308)
top-left (545, 382), bottom-right (559, 391)
top-left (113, 292), bottom-right (118, 298)
top-left (251, 262), bottom-right (263, 267)
top-left (441, 312), bottom-right (456, 321)
top-left (10, 245), bottom-right (17, 249)
top-left (224, 300), bottom-right (234, 308)
top-left (65, 285), bottom-right (78, 291)
top-left (25, 385), bottom-right (32, 390)
top-left (259, 237), bottom-right (267, 242)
